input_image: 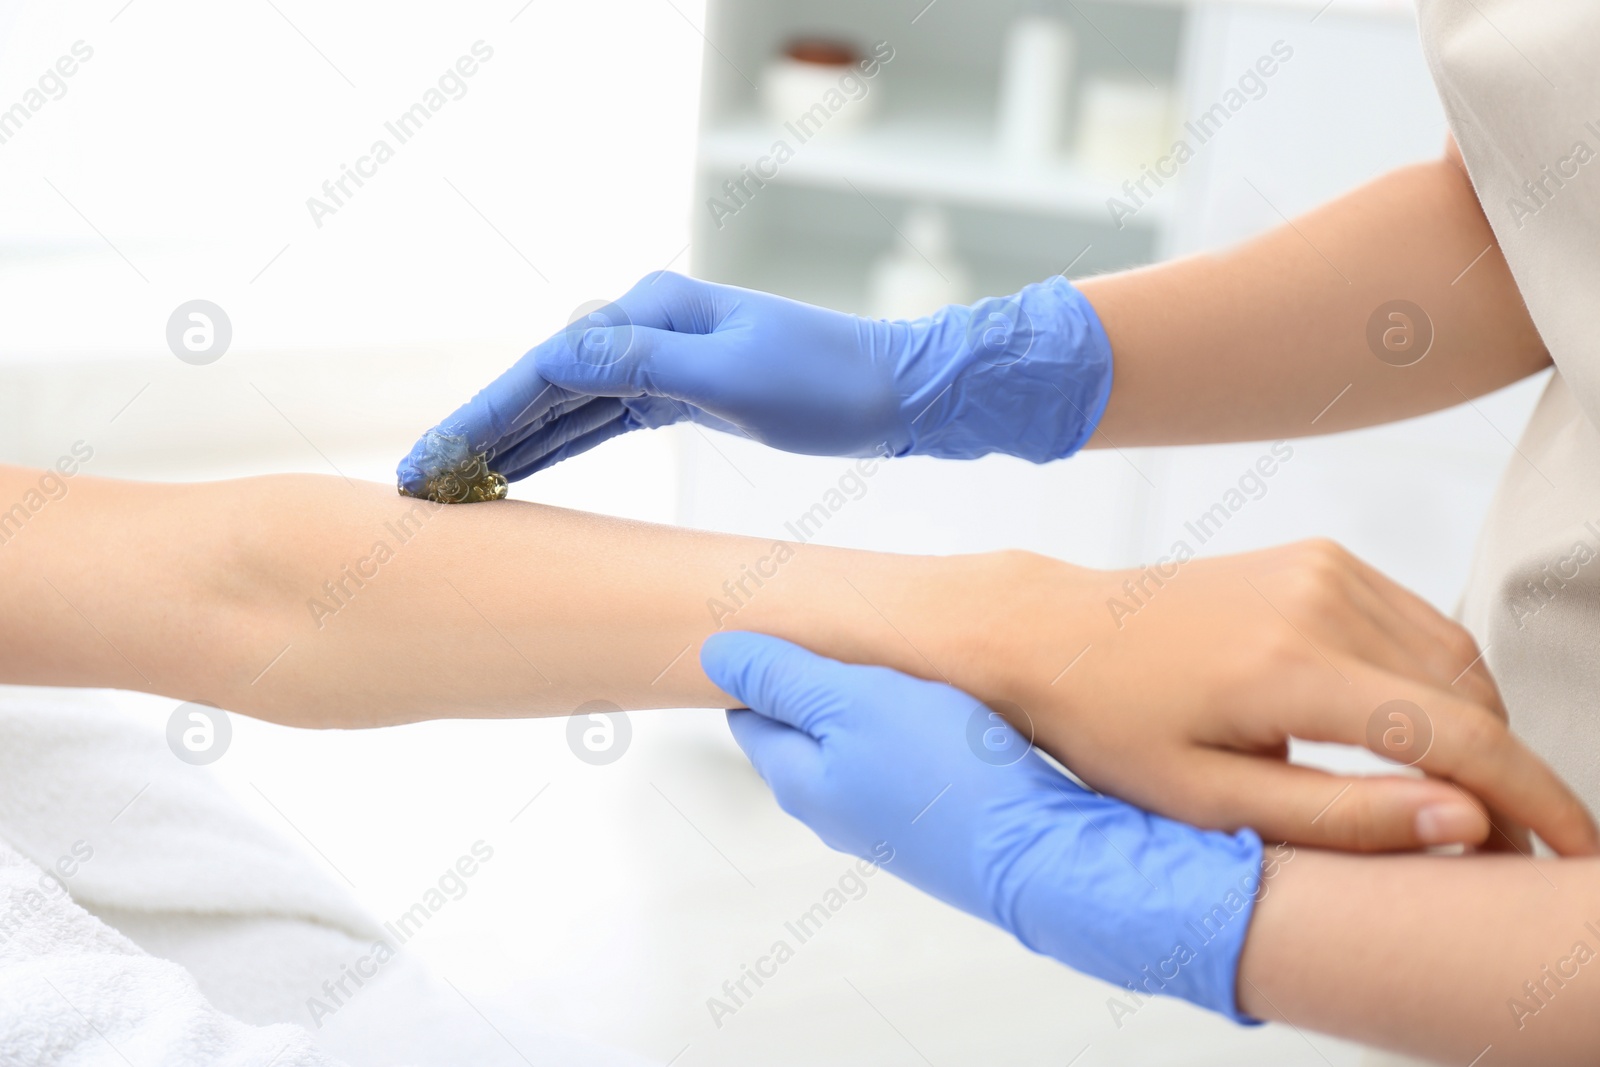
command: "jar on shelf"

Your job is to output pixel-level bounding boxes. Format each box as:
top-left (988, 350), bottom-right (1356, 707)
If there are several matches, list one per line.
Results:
top-left (763, 38), bottom-right (879, 137)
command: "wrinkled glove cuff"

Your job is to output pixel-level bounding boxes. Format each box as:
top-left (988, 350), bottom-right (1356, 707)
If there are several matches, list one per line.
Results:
top-left (901, 276), bottom-right (1115, 463)
top-left (1007, 823), bottom-right (1265, 1025)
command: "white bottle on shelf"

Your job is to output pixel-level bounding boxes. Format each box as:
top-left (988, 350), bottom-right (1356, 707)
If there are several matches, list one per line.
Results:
top-left (996, 4), bottom-right (1076, 165)
top-left (868, 205), bottom-right (972, 320)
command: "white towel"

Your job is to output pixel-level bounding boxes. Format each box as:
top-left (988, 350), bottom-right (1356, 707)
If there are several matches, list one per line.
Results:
top-left (0, 841), bottom-right (338, 1067)
top-left (0, 688), bottom-right (380, 937)
top-left (0, 687), bottom-right (653, 1067)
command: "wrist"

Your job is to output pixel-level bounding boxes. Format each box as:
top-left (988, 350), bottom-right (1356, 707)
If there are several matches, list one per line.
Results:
top-left (899, 277), bottom-right (1114, 462)
top-left (731, 545), bottom-right (990, 690)
top-left (1234, 843), bottom-right (1318, 1022)
top-left (763, 548), bottom-right (1060, 705)
top-left (961, 550), bottom-right (1103, 708)
top-left (922, 550), bottom-right (1101, 713)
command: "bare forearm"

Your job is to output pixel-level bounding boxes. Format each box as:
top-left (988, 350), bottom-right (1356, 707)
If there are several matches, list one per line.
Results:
top-left (0, 468), bottom-right (992, 727)
top-left (1240, 850), bottom-right (1600, 1064)
top-left (1080, 154), bottom-right (1547, 445)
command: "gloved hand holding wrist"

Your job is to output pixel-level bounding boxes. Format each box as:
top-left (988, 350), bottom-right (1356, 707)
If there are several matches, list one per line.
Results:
top-left (702, 630), bottom-right (1264, 1024)
top-left (396, 271), bottom-right (1113, 491)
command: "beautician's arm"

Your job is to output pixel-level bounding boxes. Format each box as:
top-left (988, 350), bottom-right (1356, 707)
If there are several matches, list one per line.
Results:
top-left (410, 144), bottom-right (1543, 481)
top-left (1081, 140), bottom-right (1547, 444)
top-left (1241, 851), bottom-right (1600, 1065)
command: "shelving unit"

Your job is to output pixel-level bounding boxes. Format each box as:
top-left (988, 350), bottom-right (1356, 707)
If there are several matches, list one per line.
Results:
top-left (697, 115), bottom-right (1173, 227)
top-left (688, 0), bottom-right (1418, 314)
top-left (690, 0), bottom-right (1190, 313)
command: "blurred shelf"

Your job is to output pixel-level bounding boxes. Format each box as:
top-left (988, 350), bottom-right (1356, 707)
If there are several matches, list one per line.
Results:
top-left (1223, 0), bottom-right (1412, 13)
top-left (979, 0), bottom-right (1415, 12)
top-left (698, 114), bottom-right (1169, 226)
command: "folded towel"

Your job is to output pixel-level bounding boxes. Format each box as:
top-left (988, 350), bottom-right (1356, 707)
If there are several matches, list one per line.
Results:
top-left (0, 840), bottom-right (341, 1066)
top-left (0, 687), bottom-right (379, 937)
top-left (0, 687), bottom-right (652, 1067)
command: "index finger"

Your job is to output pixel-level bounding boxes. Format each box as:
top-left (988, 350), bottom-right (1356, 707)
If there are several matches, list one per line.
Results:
top-left (1290, 665), bottom-right (1600, 857)
top-left (397, 276), bottom-right (707, 494)
top-left (1413, 690), bottom-right (1600, 857)
top-left (398, 306), bottom-right (652, 495)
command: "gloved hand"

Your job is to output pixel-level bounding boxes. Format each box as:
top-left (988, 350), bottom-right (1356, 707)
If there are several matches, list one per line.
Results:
top-left (396, 271), bottom-right (1113, 492)
top-left (703, 630), bottom-right (1267, 1024)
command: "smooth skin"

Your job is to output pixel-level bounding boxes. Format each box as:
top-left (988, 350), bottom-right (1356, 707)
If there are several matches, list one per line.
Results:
top-left (1080, 141), bottom-right (1545, 444)
top-left (0, 465), bottom-right (1586, 858)
top-left (1240, 848), bottom-right (1600, 1065)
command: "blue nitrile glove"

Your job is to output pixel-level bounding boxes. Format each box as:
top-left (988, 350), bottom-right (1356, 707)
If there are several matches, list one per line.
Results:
top-left (395, 271), bottom-right (1113, 492)
top-left (702, 631), bottom-right (1265, 1024)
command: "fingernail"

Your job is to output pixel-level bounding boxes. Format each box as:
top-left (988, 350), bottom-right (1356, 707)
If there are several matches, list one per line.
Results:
top-left (1415, 803), bottom-right (1481, 845)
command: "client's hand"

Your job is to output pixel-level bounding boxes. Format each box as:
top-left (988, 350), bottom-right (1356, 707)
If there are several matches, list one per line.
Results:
top-left (706, 631), bottom-right (1266, 1023)
top-left (884, 541), bottom-right (1597, 855)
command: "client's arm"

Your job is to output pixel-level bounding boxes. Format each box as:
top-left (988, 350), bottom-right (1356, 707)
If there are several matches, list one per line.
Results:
top-left (1, 465), bottom-right (1590, 854)
top-left (0, 466), bottom-right (974, 727)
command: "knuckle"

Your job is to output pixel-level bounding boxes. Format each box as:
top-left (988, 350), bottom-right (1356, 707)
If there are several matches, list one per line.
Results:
top-left (1460, 675), bottom-right (1507, 721)
top-left (1451, 706), bottom-right (1508, 760)
top-left (995, 548), bottom-right (1049, 579)
top-left (1445, 624), bottom-right (1482, 666)
top-left (1279, 555), bottom-right (1348, 614)
top-left (1323, 789), bottom-right (1394, 852)
top-left (1344, 812), bottom-right (1393, 853)
top-left (1289, 572), bottom-right (1337, 615)
top-left (1296, 537), bottom-right (1350, 570)
top-left (1258, 625), bottom-right (1316, 672)
top-left (1211, 628), bottom-right (1313, 704)
top-left (1154, 775), bottom-right (1234, 834)
top-left (626, 270), bottom-right (682, 307)
top-left (643, 269), bottom-right (696, 300)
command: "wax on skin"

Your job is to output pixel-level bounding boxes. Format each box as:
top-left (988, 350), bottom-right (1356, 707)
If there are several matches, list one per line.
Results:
top-left (398, 430), bottom-right (508, 504)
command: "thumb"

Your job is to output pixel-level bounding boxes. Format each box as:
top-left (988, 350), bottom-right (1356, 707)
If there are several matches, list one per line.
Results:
top-left (701, 632), bottom-right (859, 738)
